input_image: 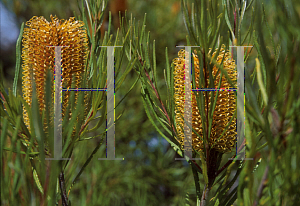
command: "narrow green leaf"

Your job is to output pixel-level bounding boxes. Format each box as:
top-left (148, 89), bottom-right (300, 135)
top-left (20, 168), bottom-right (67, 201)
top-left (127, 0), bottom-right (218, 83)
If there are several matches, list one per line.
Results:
top-left (181, 0), bottom-right (197, 44)
top-left (191, 161), bottom-right (202, 202)
top-left (141, 88), bottom-right (182, 156)
top-left (85, 0), bottom-right (93, 32)
top-left (68, 133), bottom-right (105, 195)
top-left (144, 90), bottom-right (173, 137)
top-left (253, 31), bottom-right (266, 88)
top-left (224, 4), bottom-right (235, 40)
top-left (214, 198), bottom-right (219, 206)
top-left (243, 188), bottom-right (251, 206)
top-left (33, 168), bottom-right (44, 194)
top-left (13, 22), bottom-right (24, 97)
top-left (219, 162), bottom-right (243, 198)
top-left (115, 68), bottom-right (140, 110)
top-left (115, 57), bottom-right (138, 91)
top-left (262, 3), bottom-right (276, 57)
top-left (225, 191), bottom-right (237, 206)
top-left (238, 1), bottom-right (247, 39)
top-left (255, 58), bottom-right (268, 106)
top-left (152, 40), bottom-right (157, 88)
top-left (246, 0), bottom-right (255, 11)
top-left (0, 117), bottom-right (8, 150)
top-left (108, 11), bottom-right (111, 36)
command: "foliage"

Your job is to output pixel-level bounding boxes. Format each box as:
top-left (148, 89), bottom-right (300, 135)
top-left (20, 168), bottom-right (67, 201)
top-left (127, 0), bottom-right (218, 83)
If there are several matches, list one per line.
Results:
top-left (1, 0), bottom-right (300, 205)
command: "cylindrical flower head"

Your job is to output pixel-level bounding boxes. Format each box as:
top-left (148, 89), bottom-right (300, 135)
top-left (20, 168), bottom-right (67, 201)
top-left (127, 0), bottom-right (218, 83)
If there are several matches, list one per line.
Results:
top-left (173, 46), bottom-right (237, 153)
top-left (22, 15), bottom-right (89, 132)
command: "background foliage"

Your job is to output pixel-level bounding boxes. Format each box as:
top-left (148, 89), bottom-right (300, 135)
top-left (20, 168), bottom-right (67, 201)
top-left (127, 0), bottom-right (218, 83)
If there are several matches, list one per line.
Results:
top-left (1, 0), bottom-right (300, 205)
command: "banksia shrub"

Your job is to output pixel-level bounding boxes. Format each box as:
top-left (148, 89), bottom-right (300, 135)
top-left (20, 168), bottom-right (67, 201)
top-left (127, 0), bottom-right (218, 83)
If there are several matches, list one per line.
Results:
top-left (173, 46), bottom-right (237, 154)
top-left (21, 15), bottom-right (89, 133)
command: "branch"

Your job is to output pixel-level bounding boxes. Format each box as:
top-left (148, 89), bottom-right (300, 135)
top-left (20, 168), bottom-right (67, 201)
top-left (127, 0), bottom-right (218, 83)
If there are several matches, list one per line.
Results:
top-left (138, 56), bottom-right (177, 137)
top-left (214, 138), bottom-right (246, 177)
top-left (138, 55), bottom-right (204, 173)
top-left (200, 184), bottom-right (209, 206)
top-left (59, 171), bottom-right (69, 206)
top-left (79, 110), bottom-right (94, 136)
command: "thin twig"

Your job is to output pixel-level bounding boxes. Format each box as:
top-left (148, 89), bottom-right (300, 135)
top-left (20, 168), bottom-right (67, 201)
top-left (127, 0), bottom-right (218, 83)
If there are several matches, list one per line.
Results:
top-left (214, 138), bottom-right (246, 178)
top-left (138, 55), bottom-right (204, 173)
top-left (79, 77), bottom-right (109, 136)
top-left (79, 110), bottom-right (94, 136)
top-left (59, 171), bottom-right (69, 206)
top-left (0, 91), bottom-right (8, 111)
top-left (185, 150), bottom-right (203, 174)
top-left (41, 160), bottom-right (51, 205)
top-left (252, 166), bottom-right (269, 206)
top-left (279, 57), bottom-right (295, 148)
top-left (68, 135), bottom-right (104, 196)
top-left (200, 184), bottom-right (209, 206)
top-left (139, 56), bottom-right (177, 137)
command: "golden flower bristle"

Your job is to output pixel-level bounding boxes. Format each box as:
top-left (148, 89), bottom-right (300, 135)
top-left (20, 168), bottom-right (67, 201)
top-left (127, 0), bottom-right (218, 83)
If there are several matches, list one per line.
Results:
top-left (173, 46), bottom-right (237, 153)
top-left (21, 15), bottom-right (89, 133)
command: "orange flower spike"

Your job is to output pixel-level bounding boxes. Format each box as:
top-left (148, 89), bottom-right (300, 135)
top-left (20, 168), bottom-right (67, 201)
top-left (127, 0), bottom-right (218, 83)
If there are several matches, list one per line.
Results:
top-left (174, 45), bottom-right (237, 154)
top-left (21, 15), bottom-right (89, 132)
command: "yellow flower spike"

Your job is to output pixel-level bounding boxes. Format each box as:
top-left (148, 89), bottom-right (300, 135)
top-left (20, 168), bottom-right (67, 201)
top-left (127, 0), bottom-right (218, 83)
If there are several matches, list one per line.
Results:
top-left (173, 45), bottom-right (237, 154)
top-left (22, 15), bottom-right (89, 134)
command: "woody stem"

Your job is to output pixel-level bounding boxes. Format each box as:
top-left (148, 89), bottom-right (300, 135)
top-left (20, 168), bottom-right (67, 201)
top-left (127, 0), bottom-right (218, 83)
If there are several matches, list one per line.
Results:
top-left (200, 184), bottom-right (209, 206)
top-left (200, 149), bottom-right (220, 205)
top-left (59, 171), bottom-right (69, 206)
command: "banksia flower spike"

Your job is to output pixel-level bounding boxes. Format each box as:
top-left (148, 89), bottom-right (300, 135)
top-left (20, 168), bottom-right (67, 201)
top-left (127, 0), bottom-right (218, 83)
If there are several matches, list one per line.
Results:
top-left (173, 45), bottom-right (237, 154)
top-left (22, 15), bottom-right (89, 134)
